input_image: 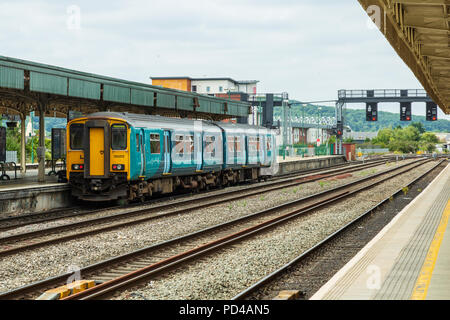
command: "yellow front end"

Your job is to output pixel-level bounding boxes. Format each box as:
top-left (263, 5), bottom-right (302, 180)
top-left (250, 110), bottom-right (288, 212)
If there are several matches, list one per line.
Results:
top-left (66, 116), bottom-right (131, 201)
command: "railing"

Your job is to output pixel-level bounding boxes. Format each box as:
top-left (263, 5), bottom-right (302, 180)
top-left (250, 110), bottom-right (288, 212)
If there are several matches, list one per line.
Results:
top-left (338, 89), bottom-right (429, 99)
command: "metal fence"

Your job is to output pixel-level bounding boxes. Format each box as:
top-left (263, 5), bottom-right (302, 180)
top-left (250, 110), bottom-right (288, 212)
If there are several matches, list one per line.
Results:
top-left (358, 148), bottom-right (389, 155)
top-left (278, 144), bottom-right (332, 158)
top-left (5, 151), bottom-right (17, 163)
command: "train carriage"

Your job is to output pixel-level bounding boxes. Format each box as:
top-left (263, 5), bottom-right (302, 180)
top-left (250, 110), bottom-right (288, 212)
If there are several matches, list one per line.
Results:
top-left (67, 112), bottom-right (276, 202)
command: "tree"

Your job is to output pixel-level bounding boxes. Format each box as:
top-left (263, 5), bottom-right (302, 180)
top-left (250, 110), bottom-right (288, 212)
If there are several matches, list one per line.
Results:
top-left (6, 127), bottom-right (22, 160)
top-left (420, 132), bottom-right (439, 144)
top-left (411, 122), bottom-right (426, 134)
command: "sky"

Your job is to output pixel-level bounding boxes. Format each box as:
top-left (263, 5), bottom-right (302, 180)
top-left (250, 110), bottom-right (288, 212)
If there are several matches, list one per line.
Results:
top-left (0, 0), bottom-right (448, 120)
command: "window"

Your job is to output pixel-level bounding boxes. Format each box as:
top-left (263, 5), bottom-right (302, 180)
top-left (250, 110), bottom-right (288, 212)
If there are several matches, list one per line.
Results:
top-left (70, 124), bottom-right (84, 150)
top-left (219, 86), bottom-right (223, 92)
top-left (249, 137), bottom-right (257, 152)
top-left (235, 137), bottom-right (242, 155)
top-left (136, 134), bottom-right (140, 152)
top-left (205, 136), bottom-right (216, 157)
top-left (175, 135), bottom-right (184, 154)
top-left (192, 85), bottom-right (197, 92)
top-left (150, 134), bottom-right (160, 154)
top-left (111, 124), bottom-right (127, 150)
top-left (187, 135), bottom-right (194, 154)
top-left (206, 86), bottom-right (210, 93)
top-left (228, 136), bottom-right (235, 153)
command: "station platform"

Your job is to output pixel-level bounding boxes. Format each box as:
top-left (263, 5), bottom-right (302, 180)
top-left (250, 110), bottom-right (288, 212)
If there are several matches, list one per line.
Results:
top-left (275, 155), bottom-right (347, 175)
top-left (0, 169), bottom-right (70, 217)
top-left (311, 162), bottom-right (450, 300)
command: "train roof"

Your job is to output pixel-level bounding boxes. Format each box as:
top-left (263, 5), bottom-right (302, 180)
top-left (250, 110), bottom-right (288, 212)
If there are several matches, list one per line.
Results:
top-left (81, 112), bottom-right (271, 133)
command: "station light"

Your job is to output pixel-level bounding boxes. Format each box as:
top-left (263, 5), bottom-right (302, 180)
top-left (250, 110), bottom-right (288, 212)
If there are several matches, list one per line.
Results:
top-left (366, 103), bottom-right (378, 122)
top-left (426, 102), bottom-right (438, 121)
top-left (400, 102), bottom-right (412, 121)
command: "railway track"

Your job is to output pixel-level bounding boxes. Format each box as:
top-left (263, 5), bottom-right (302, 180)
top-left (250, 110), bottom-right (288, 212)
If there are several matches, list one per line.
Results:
top-left (0, 158), bottom-right (433, 300)
top-left (0, 159), bottom-right (395, 257)
top-left (0, 157), bottom-right (389, 232)
top-left (231, 159), bottom-right (447, 300)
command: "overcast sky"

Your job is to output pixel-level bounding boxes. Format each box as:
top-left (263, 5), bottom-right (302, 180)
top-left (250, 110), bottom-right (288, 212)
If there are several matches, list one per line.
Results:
top-left (0, 0), bottom-right (448, 119)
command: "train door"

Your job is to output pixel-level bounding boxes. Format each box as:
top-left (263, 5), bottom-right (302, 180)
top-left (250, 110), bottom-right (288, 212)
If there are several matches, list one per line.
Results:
top-left (89, 128), bottom-right (105, 176)
top-left (266, 133), bottom-right (273, 166)
top-left (260, 134), bottom-right (265, 165)
top-left (148, 130), bottom-right (163, 177)
top-left (85, 120), bottom-right (110, 178)
top-left (163, 130), bottom-right (171, 174)
top-left (133, 130), bottom-right (143, 178)
top-left (195, 131), bottom-right (203, 171)
top-left (140, 129), bottom-right (146, 176)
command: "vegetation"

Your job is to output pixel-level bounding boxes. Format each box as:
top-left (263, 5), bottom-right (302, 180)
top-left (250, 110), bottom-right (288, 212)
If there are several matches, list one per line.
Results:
top-left (4, 126), bottom-right (51, 162)
top-left (371, 123), bottom-right (440, 153)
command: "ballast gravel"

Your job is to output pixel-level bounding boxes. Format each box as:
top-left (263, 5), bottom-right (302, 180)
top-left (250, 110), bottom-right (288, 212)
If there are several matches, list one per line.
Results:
top-left (114, 161), bottom-right (437, 300)
top-left (0, 159), bottom-right (422, 293)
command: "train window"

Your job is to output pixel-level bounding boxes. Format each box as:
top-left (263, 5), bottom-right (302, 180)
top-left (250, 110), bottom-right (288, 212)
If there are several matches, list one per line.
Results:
top-left (111, 124), bottom-right (127, 150)
top-left (249, 137), bottom-right (257, 152)
top-left (136, 134), bottom-right (140, 152)
top-left (70, 124), bottom-right (84, 150)
top-left (205, 136), bottom-right (216, 157)
top-left (227, 136), bottom-right (235, 153)
top-left (235, 137), bottom-right (242, 155)
top-left (187, 135), bottom-right (194, 154)
top-left (150, 134), bottom-right (160, 154)
top-left (175, 135), bottom-right (184, 154)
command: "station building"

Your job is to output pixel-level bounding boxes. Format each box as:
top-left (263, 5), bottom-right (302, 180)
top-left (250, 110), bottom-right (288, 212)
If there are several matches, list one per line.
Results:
top-left (151, 77), bottom-right (258, 96)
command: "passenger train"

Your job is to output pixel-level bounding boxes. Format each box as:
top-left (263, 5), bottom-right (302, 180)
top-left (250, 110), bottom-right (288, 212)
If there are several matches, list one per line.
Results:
top-left (66, 112), bottom-right (277, 202)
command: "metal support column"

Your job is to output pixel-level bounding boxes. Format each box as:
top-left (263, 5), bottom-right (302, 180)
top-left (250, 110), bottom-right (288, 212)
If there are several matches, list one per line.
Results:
top-left (38, 100), bottom-right (46, 182)
top-left (20, 113), bottom-right (26, 177)
top-left (335, 101), bottom-right (344, 155)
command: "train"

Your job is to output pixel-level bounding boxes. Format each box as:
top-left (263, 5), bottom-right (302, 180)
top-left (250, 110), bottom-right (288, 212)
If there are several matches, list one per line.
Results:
top-left (66, 112), bottom-right (277, 202)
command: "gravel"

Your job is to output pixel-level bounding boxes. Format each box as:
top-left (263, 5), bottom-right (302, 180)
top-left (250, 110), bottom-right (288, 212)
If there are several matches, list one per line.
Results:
top-left (112, 161), bottom-right (438, 300)
top-left (0, 159), bottom-right (421, 294)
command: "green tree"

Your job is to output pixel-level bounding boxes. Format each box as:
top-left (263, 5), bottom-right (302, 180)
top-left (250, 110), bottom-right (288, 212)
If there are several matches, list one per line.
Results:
top-left (6, 127), bottom-right (22, 160)
top-left (411, 122), bottom-right (426, 134)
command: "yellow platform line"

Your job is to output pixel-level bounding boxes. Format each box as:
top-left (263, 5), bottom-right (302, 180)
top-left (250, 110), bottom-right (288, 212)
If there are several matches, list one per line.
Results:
top-left (411, 200), bottom-right (450, 300)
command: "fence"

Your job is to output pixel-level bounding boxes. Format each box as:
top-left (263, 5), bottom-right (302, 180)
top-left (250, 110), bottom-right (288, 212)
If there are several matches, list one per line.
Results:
top-left (278, 144), bottom-right (333, 158)
top-left (358, 148), bottom-right (389, 155)
top-left (5, 151), bottom-right (17, 163)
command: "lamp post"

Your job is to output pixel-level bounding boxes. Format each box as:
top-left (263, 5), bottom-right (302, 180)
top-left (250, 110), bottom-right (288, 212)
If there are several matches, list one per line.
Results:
top-left (317, 107), bottom-right (322, 146)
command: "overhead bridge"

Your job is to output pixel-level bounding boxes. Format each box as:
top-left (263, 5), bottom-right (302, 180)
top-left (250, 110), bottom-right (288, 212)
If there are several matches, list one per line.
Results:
top-left (358, 0), bottom-right (450, 114)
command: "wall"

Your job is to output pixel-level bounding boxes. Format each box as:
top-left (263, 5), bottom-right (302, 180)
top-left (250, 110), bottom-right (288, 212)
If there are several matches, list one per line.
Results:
top-left (191, 80), bottom-right (236, 94)
top-left (152, 78), bottom-right (191, 92)
top-left (276, 155), bottom-right (347, 175)
top-left (0, 184), bottom-right (72, 217)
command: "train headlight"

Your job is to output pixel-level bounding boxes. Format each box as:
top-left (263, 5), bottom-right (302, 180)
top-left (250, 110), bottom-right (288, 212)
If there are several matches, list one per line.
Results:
top-left (112, 164), bottom-right (125, 171)
top-left (72, 164), bottom-right (84, 170)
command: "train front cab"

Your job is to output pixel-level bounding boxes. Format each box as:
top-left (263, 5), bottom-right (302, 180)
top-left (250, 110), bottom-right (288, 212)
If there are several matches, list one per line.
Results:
top-left (67, 117), bottom-right (130, 201)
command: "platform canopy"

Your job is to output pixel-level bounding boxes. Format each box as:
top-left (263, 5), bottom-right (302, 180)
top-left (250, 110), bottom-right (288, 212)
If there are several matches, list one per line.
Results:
top-left (358, 0), bottom-right (450, 114)
top-left (0, 55), bottom-right (250, 120)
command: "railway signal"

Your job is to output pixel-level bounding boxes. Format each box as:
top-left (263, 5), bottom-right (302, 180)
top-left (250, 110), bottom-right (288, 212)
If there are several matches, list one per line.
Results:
top-left (426, 102), bottom-right (438, 121)
top-left (366, 102), bottom-right (378, 121)
top-left (400, 102), bottom-right (412, 121)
